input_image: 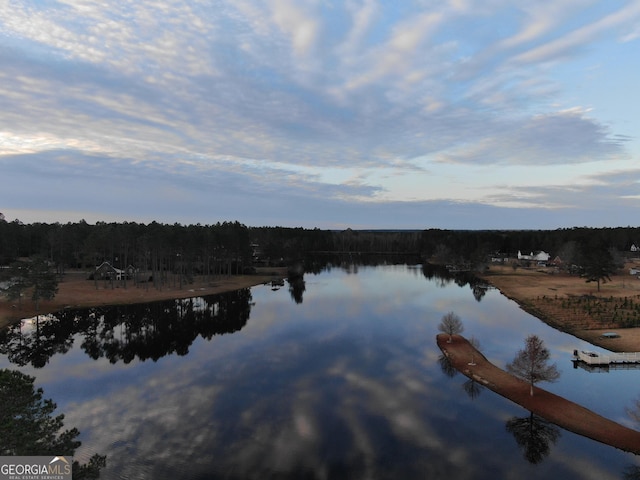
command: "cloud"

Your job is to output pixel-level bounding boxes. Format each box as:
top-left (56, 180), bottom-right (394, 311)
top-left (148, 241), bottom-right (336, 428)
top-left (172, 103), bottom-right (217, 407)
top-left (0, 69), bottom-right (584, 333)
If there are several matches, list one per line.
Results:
top-left (512, 2), bottom-right (640, 65)
top-left (482, 167), bottom-right (640, 216)
top-left (63, 317), bottom-right (480, 478)
top-left (340, 0), bottom-right (379, 56)
top-left (339, 9), bottom-right (450, 93)
top-left (436, 107), bottom-right (627, 165)
top-left (497, 1), bottom-right (598, 51)
top-left (269, 0), bottom-right (321, 57)
top-left (0, 1), bottom-right (638, 228)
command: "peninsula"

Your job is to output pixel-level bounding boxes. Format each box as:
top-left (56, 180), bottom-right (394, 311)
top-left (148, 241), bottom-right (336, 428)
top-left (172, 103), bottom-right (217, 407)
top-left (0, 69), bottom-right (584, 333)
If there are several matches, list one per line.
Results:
top-left (437, 334), bottom-right (640, 455)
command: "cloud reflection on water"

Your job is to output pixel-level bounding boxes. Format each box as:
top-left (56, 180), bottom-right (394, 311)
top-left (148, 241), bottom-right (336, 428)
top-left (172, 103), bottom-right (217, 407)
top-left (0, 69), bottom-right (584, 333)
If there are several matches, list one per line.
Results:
top-left (5, 265), bottom-right (638, 479)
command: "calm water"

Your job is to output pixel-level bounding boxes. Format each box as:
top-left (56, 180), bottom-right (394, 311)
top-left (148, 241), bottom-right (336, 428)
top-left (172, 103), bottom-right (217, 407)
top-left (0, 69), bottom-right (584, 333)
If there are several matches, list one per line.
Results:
top-left (1, 264), bottom-right (639, 479)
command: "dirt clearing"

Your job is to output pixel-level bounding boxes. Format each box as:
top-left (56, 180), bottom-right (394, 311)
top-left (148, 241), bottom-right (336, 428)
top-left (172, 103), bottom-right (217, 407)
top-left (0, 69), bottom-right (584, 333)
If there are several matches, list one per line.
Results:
top-left (482, 265), bottom-right (640, 352)
top-left (0, 268), bottom-right (288, 330)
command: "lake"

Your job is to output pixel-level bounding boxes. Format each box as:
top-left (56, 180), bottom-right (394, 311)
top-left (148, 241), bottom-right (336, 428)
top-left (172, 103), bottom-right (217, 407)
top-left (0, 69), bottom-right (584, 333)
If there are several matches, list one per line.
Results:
top-left (1, 263), bottom-right (639, 479)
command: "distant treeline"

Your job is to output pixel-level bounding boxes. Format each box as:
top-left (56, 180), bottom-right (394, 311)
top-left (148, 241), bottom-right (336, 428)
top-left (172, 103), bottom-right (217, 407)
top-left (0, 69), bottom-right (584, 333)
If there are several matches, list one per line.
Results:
top-left (1, 217), bottom-right (639, 272)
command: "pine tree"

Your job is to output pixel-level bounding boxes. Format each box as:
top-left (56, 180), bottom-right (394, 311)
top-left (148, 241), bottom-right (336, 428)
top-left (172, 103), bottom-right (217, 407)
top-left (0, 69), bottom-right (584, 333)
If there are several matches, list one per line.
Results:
top-left (1, 257), bottom-right (58, 310)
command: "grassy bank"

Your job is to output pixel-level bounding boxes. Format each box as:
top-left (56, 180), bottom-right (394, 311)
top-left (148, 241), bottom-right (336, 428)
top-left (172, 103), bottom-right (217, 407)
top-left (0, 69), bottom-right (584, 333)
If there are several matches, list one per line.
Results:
top-left (481, 265), bottom-right (640, 352)
top-left (0, 267), bottom-right (288, 330)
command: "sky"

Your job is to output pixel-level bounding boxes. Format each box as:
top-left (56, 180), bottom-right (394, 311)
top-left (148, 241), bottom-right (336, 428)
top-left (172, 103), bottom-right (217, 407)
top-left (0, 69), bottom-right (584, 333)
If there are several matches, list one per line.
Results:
top-left (1, 1), bottom-right (639, 230)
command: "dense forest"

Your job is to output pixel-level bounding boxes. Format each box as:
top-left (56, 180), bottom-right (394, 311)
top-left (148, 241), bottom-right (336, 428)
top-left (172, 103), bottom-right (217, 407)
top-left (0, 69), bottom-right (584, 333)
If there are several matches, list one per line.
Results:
top-left (1, 214), bottom-right (640, 275)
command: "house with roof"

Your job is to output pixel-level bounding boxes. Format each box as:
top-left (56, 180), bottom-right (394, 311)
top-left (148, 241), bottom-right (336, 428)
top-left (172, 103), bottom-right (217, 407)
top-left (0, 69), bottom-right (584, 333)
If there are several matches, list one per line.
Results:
top-left (94, 261), bottom-right (136, 280)
top-left (548, 255), bottom-right (564, 267)
top-left (517, 250), bottom-right (550, 263)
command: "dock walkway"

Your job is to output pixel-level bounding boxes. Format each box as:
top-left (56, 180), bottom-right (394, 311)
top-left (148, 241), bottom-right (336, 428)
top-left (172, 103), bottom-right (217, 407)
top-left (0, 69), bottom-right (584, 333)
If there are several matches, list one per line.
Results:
top-left (574, 349), bottom-right (640, 366)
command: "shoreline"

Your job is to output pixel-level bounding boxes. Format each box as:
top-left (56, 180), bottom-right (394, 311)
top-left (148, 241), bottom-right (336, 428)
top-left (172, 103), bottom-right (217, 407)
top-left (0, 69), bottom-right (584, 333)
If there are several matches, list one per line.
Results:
top-left (480, 265), bottom-right (640, 353)
top-left (3, 263), bottom-right (639, 353)
top-left (0, 267), bottom-right (288, 330)
top-left (437, 334), bottom-right (640, 455)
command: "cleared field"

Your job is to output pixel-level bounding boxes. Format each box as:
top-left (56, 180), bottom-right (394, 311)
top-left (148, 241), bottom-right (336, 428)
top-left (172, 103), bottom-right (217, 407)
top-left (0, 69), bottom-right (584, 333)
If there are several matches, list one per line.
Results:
top-left (0, 267), bottom-right (288, 330)
top-left (482, 264), bottom-right (640, 352)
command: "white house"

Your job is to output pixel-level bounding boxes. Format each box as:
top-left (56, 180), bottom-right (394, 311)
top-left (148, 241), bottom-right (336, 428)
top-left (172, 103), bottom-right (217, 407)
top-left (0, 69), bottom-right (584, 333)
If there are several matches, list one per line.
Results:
top-left (517, 250), bottom-right (550, 262)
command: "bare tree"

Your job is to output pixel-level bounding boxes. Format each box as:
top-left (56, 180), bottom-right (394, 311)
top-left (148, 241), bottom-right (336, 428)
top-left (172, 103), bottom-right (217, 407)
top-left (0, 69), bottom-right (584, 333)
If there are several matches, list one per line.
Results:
top-left (507, 335), bottom-right (560, 396)
top-left (438, 311), bottom-right (464, 343)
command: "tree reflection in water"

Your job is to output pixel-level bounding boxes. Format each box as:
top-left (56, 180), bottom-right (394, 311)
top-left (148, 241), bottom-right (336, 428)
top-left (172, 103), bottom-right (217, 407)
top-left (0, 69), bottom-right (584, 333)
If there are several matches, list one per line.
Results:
top-left (0, 288), bottom-right (254, 368)
top-left (0, 368), bottom-right (106, 478)
top-left (505, 411), bottom-right (561, 464)
top-left (462, 378), bottom-right (484, 400)
top-left (288, 275), bottom-right (306, 304)
top-left (439, 335), bottom-right (485, 399)
top-left (623, 465), bottom-right (640, 480)
top-left (627, 396), bottom-right (640, 425)
top-left (438, 332), bottom-right (559, 464)
top-left (624, 397), bottom-right (640, 479)
top-left (421, 263), bottom-right (491, 302)
top-left (438, 354), bottom-right (458, 378)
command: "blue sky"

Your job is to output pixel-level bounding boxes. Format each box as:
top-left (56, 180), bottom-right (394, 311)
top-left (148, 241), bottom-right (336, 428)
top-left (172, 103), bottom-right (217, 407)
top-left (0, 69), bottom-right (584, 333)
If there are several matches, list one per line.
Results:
top-left (1, 1), bottom-right (639, 229)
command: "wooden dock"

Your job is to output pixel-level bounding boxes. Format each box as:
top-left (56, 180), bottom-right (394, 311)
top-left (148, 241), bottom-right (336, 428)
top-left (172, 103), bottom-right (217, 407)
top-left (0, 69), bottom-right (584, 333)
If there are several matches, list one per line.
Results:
top-left (573, 349), bottom-right (640, 366)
